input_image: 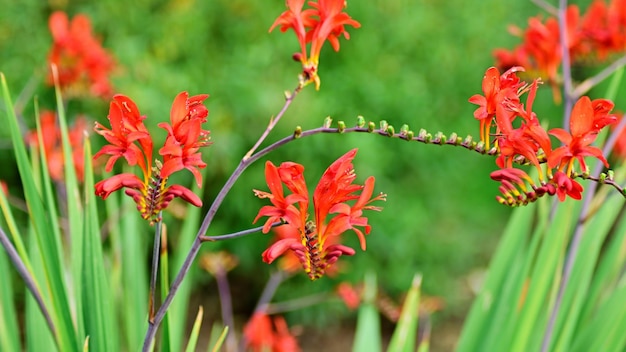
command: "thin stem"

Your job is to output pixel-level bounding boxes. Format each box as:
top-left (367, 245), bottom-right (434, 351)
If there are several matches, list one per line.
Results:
top-left (244, 87), bottom-right (301, 160)
top-left (531, 0), bottom-right (558, 15)
top-left (558, 0), bottom-right (574, 127)
top-left (571, 54), bottom-right (626, 99)
top-left (199, 221), bottom-right (283, 242)
top-left (215, 267), bottom-right (237, 352)
top-left (265, 292), bottom-right (331, 314)
top-left (148, 216), bottom-right (163, 324)
top-left (254, 270), bottom-right (287, 313)
top-left (0, 226), bottom-right (57, 341)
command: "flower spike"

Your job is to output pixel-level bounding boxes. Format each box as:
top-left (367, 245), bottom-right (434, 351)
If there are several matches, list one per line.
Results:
top-left (94, 92), bottom-right (210, 224)
top-left (253, 149), bottom-right (385, 280)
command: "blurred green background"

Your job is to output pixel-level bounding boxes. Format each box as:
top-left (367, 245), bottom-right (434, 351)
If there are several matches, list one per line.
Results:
top-left (1, 0), bottom-right (598, 349)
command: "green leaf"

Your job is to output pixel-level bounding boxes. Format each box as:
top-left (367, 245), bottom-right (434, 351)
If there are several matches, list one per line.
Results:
top-left (2, 73), bottom-right (78, 351)
top-left (353, 272), bottom-right (382, 352)
top-left (184, 306), bottom-right (204, 352)
top-left (387, 274), bottom-right (421, 352)
top-left (81, 138), bottom-right (118, 352)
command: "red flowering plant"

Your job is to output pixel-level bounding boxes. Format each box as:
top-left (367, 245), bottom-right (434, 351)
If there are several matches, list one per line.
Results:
top-left (270, 0), bottom-right (360, 89)
top-left (93, 92), bottom-right (209, 223)
top-left (253, 149), bottom-right (386, 280)
top-left (470, 66), bottom-right (618, 205)
top-left (494, 0), bottom-right (626, 102)
top-left (5, 2), bottom-right (626, 352)
top-left (47, 11), bottom-right (115, 99)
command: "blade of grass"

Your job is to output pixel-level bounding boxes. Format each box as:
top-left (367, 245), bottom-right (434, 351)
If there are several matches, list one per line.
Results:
top-left (116, 188), bottom-right (149, 350)
top-left (208, 325), bottom-right (229, 352)
top-left (509, 199), bottom-right (579, 352)
top-left (387, 274), bottom-right (421, 352)
top-left (353, 272), bottom-right (381, 352)
top-left (184, 306), bottom-right (204, 352)
top-left (0, 228), bottom-right (21, 352)
top-left (456, 204), bottom-right (535, 351)
top-left (51, 65), bottom-right (85, 341)
top-left (25, 225), bottom-right (58, 352)
top-left (2, 72), bottom-right (77, 351)
top-left (81, 138), bottom-right (118, 351)
top-left (549, 190), bottom-right (624, 351)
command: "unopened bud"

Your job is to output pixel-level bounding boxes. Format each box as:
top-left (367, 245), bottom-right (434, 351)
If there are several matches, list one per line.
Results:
top-left (356, 115), bottom-right (365, 128)
top-left (294, 126), bottom-right (302, 138)
top-left (386, 125), bottom-right (395, 137)
top-left (323, 116), bottom-right (333, 128)
top-left (379, 120), bottom-right (389, 132)
top-left (338, 121), bottom-right (346, 133)
top-left (367, 121), bottom-right (376, 132)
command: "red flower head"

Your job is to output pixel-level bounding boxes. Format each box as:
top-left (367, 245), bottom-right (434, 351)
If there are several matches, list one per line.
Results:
top-left (47, 11), bottom-right (115, 99)
top-left (270, 0), bottom-right (360, 89)
top-left (27, 110), bottom-right (87, 182)
top-left (243, 312), bottom-right (301, 352)
top-left (548, 96), bottom-right (616, 175)
top-left (253, 149), bottom-right (386, 280)
top-left (468, 66), bottom-right (525, 148)
top-left (93, 92), bottom-right (209, 224)
top-left (549, 171), bottom-right (583, 201)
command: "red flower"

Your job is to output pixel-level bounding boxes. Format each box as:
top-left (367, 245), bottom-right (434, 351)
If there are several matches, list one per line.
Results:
top-left (93, 92), bottom-right (209, 223)
top-left (270, 0), bottom-right (360, 89)
top-left (253, 149), bottom-right (385, 280)
top-left (468, 66), bottom-right (524, 147)
top-left (158, 92), bottom-right (211, 187)
top-left (47, 11), bottom-right (115, 99)
top-left (27, 110), bottom-right (87, 182)
top-left (550, 171), bottom-right (584, 201)
top-left (548, 96), bottom-right (616, 175)
top-left (243, 312), bottom-right (301, 352)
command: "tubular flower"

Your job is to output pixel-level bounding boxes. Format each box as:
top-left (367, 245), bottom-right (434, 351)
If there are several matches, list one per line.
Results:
top-left (253, 149), bottom-right (386, 280)
top-left (243, 312), bottom-right (301, 352)
top-left (47, 11), bottom-right (115, 99)
top-left (470, 66), bottom-right (616, 206)
top-left (270, 0), bottom-right (360, 89)
top-left (548, 96), bottom-right (617, 175)
top-left (93, 92), bottom-right (209, 224)
top-left (26, 110), bottom-right (87, 182)
top-left (494, 1), bottom-right (626, 102)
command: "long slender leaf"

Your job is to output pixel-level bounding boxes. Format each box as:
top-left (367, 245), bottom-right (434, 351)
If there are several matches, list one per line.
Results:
top-left (2, 73), bottom-right (78, 351)
top-left (353, 272), bottom-right (381, 352)
top-left (82, 138), bottom-right (118, 351)
top-left (184, 306), bottom-right (204, 352)
top-left (387, 274), bottom-right (421, 352)
top-left (0, 228), bottom-right (21, 352)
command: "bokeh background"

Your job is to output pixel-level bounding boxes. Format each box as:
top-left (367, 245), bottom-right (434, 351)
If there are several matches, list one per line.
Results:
top-left (1, 0), bottom-right (606, 350)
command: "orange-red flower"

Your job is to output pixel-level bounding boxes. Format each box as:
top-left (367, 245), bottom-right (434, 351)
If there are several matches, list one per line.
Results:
top-left (253, 149), bottom-right (385, 280)
top-left (94, 92), bottom-right (209, 223)
top-left (243, 312), bottom-right (301, 352)
top-left (468, 66), bottom-right (525, 148)
top-left (47, 11), bottom-right (115, 99)
top-left (27, 110), bottom-right (87, 182)
top-left (270, 0), bottom-right (360, 89)
top-left (548, 96), bottom-right (617, 175)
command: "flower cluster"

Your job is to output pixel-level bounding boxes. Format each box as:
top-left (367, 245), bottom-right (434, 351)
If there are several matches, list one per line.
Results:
top-left (494, 0), bottom-right (626, 101)
top-left (243, 312), bottom-right (301, 352)
top-left (27, 110), bottom-right (87, 182)
top-left (270, 0), bottom-right (361, 89)
top-left (469, 66), bottom-right (617, 206)
top-left (93, 92), bottom-right (210, 223)
top-left (47, 11), bottom-right (115, 99)
top-left (253, 149), bottom-right (386, 280)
